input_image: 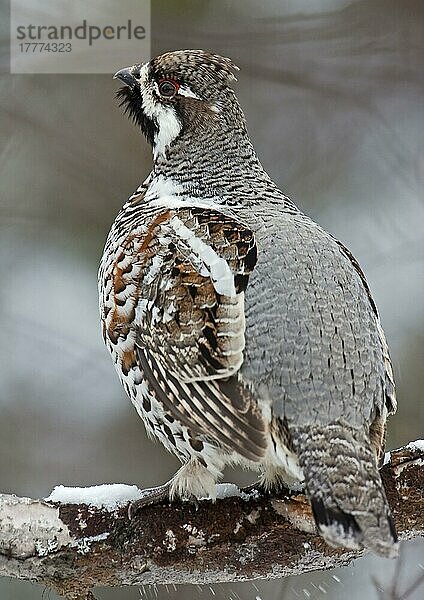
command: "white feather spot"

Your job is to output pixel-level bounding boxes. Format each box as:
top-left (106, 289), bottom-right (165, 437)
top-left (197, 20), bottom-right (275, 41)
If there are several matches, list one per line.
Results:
top-left (163, 302), bottom-right (176, 323)
top-left (151, 306), bottom-right (161, 323)
top-left (145, 175), bottom-right (221, 210)
top-left (178, 85), bottom-right (202, 99)
top-left (135, 298), bottom-right (148, 320)
top-left (144, 255), bottom-right (163, 284)
top-left (319, 522), bottom-right (361, 550)
top-left (145, 175), bottom-right (184, 200)
top-left (170, 215), bottom-right (236, 297)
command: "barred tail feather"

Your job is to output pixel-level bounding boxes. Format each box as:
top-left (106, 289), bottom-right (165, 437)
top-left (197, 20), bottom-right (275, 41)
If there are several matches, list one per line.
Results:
top-left (294, 423), bottom-right (398, 558)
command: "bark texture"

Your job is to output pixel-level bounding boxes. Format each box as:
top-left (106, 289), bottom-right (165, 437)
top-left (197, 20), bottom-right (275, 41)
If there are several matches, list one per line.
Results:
top-left (0, 442), bottom-right (423, 600)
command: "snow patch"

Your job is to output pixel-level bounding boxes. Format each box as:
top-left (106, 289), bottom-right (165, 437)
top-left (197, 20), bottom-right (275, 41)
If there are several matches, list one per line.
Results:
top-left (214, 483), bottom-right (259, 501)
top-left (383, 451), bottom-right (391, 466)
top-left (215, 483), bottom-right (242, 499)
top-left (406, 439), bottom-right (424, 452)
top-left (45, 484), bottom-right (144, 510)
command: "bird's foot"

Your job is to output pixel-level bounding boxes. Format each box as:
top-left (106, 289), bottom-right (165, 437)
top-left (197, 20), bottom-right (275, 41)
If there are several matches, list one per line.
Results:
top-left (240, 481), bottom-right (268, 497)
top-left (240, 479), bottom-right (295, 499)
top-left (128, 481), bottom-right (172, 519)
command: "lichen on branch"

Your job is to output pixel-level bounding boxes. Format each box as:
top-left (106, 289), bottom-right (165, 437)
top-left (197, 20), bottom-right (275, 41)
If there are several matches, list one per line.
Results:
top-left (0, 442), bottom-right (423, 600)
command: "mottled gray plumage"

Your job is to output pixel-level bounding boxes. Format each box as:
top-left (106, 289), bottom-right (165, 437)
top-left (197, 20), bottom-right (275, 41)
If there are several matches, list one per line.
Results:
top-left (99, 50), bottom-right (397, 557)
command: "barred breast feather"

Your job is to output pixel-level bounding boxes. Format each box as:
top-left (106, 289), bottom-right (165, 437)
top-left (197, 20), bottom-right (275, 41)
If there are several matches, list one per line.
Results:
top-left (99, 189), bottom-right (267, 463)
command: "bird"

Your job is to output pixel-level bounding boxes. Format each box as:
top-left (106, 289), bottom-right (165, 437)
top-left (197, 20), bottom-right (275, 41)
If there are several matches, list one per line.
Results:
top-left (98, 49), bottom-right (398, 557)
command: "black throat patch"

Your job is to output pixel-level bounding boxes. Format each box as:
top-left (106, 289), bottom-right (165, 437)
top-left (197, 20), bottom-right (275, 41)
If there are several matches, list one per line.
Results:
top-left (116, 86), bottom-right (158, 147)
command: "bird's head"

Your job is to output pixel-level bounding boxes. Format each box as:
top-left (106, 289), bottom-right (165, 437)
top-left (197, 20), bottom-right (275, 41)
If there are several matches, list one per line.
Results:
top-left (114, 49), bottom-right (245, 159)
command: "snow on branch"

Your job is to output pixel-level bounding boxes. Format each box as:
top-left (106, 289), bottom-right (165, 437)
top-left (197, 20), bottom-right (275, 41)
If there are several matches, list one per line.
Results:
top-left (0, 442), bottom-right (423, 600)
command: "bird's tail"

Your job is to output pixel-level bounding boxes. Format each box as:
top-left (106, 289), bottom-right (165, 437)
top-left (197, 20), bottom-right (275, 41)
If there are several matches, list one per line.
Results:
top-left (294, 422), bottom-right (398, 558)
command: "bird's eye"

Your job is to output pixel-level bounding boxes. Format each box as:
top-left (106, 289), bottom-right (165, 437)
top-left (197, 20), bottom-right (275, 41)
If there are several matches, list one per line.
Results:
top-left (158, 79), bottom-right (179, 98)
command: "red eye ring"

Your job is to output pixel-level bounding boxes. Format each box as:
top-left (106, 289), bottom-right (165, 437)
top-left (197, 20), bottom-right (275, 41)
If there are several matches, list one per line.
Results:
top-left (158, 79), bottom-right (179, 98)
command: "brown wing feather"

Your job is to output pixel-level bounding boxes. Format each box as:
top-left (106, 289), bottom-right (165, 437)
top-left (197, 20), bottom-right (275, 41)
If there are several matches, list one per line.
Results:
top-left (137, 207), bottom-right (257, 381)
top-left (133, 206), bottom-right (267, 461)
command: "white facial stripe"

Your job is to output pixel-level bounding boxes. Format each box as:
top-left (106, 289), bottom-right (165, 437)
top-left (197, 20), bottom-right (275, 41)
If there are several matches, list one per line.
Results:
top-left (138, 63), bottom-right (156, 119)
top-left (178, 85), bottom-right (202, 100)
top-left (153, 111), bottom-right (181, 158)
top-left (138, 63), bottom-right (182, 158)
top-left (152, 81), bottom-right (201, 101)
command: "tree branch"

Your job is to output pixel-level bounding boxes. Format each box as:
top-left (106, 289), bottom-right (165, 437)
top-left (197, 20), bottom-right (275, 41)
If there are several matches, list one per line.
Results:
top-left (1, 442), bottom-right (423, 599)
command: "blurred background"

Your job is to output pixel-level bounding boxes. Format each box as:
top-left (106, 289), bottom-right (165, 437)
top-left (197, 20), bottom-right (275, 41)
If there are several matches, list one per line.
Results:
top-left (1, 0), bottom-right (423, 598)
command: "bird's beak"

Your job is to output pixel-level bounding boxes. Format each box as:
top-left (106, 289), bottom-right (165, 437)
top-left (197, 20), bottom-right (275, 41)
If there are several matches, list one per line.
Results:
top-left (113, 65), bottom-right (141, 88)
